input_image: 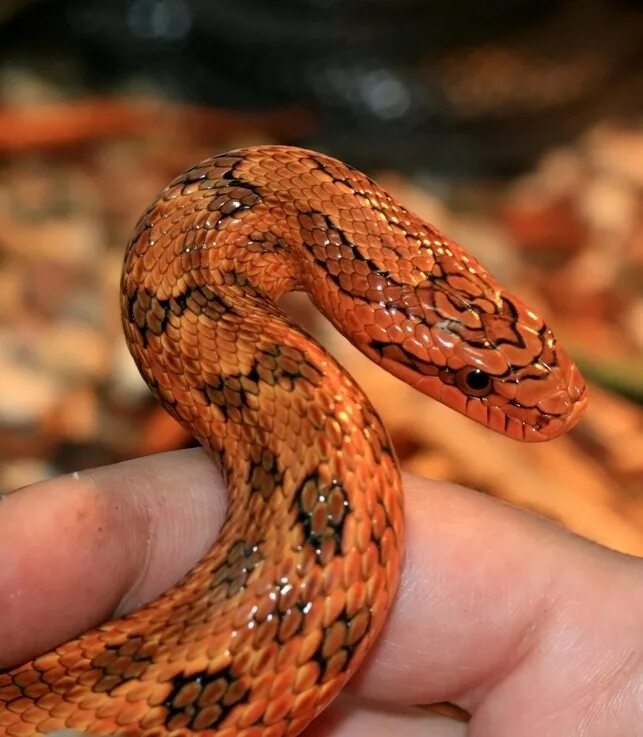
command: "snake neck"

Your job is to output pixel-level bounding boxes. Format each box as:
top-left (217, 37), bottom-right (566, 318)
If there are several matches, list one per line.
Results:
top-left (121, 256), bottom-right (400, 541)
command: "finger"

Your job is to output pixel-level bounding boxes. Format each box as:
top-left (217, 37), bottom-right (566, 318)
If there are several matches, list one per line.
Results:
top-left (2, 449), bottom-right (640, 736)
top-left (301, 696), bottom-right (466, 737)
top-left (348, 475), bottom-right (643, 735)
top-left (0, 449), bottom-right (225, 667)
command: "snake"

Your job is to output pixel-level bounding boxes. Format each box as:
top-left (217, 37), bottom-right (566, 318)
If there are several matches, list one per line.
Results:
top-left (0, 145), bottom-right (587, 736)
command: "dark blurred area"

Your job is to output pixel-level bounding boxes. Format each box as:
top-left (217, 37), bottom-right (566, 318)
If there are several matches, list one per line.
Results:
top-left (1, 0), bottom-right (642, 553)
top-left (2, 0), bottom-right (642, 173)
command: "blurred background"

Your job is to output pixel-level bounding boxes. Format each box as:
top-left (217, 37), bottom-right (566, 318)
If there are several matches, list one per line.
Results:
top-left (1, 0), bottom-right (642, 555)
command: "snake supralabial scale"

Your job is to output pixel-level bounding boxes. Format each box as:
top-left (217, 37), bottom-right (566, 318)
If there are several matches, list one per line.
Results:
top-left (0, 146), bottom-right (587, 737)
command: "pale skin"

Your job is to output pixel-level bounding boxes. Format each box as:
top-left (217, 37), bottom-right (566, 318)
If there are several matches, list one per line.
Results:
top-left (1, 449), bottom-right (641, 736)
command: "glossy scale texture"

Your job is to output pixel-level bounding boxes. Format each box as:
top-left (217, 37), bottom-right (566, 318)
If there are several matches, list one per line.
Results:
top-left (0, 146), bottom-right (587, 737)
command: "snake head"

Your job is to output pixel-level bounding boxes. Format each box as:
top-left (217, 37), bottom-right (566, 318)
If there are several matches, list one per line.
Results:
top-left (363, 278), bottom-right (587, 442)
top-left (425, 292), bottom-right (587, 441)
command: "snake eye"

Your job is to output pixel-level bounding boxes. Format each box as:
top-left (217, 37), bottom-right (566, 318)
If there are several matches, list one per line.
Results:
top-left (456, 367), bottom-right (492, 397)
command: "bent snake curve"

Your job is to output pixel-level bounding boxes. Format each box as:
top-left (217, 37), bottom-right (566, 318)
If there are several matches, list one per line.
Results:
top-left (0, 146), bottom-right (587, 736)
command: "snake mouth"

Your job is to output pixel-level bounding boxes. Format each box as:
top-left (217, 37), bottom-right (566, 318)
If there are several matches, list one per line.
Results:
top-left (519, 369), bottom-right (588, 442)
top-left (556, 356), bottom-right (589, 434)
top-left (562, 371), bottom-right (589, 429)
top-left (517, 340), bottom-right (588, 441)
top-left (538, 390), bottom-right (588, 440)
top-left (566, 386), bottom-right (589, 428)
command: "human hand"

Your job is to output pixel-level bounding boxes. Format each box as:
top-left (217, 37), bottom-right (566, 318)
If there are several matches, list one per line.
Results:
top-left (1, 449), bottom-right (640, 736)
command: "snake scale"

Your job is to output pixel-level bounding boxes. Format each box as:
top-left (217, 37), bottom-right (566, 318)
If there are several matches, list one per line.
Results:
top-left (0, 146), bottom-right (587, 736)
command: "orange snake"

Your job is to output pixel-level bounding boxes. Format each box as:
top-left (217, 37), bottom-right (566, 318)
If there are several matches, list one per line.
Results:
top-left (0, 146), bottom-right (587, 736)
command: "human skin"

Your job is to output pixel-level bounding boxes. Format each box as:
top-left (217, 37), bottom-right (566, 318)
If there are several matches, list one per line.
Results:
top-left (0, 449), bottom-right (641, 736)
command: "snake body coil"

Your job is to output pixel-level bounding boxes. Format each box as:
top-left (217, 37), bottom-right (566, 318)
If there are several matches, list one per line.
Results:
top-left (0, 146), bottom-right (586, 736)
